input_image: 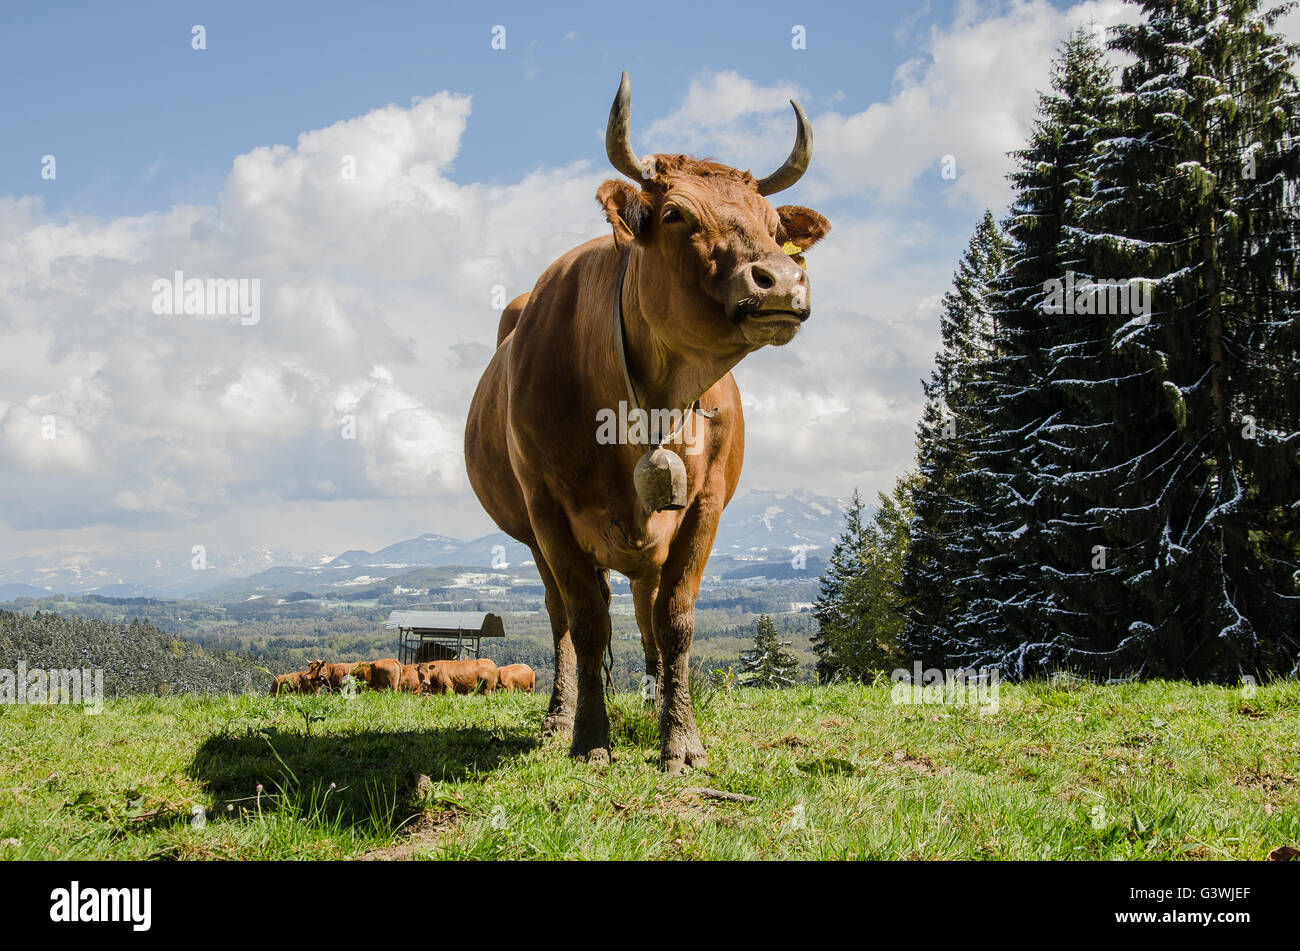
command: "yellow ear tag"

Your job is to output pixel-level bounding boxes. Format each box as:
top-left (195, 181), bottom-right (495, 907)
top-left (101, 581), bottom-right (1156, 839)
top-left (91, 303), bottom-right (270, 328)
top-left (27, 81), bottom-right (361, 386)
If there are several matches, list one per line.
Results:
top-left (781, 240), bottom-right (807, 270)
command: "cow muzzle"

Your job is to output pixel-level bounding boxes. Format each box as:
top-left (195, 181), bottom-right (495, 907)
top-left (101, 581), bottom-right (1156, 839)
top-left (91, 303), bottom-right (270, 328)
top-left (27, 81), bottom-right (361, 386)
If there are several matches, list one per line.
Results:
top-left (727, 255), bottom-right (811, 325)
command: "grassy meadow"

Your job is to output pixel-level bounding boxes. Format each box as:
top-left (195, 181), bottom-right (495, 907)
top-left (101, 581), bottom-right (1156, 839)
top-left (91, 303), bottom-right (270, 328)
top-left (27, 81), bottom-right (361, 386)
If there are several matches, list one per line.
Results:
top-left (0, 678), bottom-right (1296, 860)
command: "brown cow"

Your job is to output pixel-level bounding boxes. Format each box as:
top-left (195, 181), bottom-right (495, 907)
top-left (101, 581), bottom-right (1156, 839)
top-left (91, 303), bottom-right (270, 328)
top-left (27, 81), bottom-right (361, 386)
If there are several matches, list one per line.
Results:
top-left (415, 662), bottom-right (450, 695)
top-left (465, 73), bottom-right (828, 773)
top-left (421, 658), bottom-right (498, 695)
top-left (269, 671), bottom-right (315, 695)
top-left (364, 658), bottom-right (403, 692)
top-left (496, 664), bottom-right (535, 693)
top-left (415, 661), bottom-right (452, 695)
top-left (305, 659), bottom-right (334, 692)
top-left (398, 663), bottom-right (423, 693)
top-left (305, 659), bottom-right (359, 693)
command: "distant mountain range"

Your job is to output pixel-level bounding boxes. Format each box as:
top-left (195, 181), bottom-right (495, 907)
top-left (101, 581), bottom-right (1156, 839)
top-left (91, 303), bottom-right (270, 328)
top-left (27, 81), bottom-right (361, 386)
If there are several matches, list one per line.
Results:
top-left (329, 489), bottom-right (848, 568)
top-left (0, 488), bottom-right (851, 601)
top-left (0, 547), bottom-right (332, 601)
top-left (327, 533), bottom-right (533, 570)
top-left (712, 488), bottom-right (849, 555)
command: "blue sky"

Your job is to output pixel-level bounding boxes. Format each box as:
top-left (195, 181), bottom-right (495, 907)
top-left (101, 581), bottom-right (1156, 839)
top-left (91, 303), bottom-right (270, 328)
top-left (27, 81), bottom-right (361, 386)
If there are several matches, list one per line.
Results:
top-left (10, 0), bottom-right (1283, 563)
top-left (3, 0), bottom-right (948, 217)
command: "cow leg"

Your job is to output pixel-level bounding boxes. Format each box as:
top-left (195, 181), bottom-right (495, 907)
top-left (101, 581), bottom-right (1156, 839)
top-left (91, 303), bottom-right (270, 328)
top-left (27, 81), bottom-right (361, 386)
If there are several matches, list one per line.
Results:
top-left (526, 501), bottom-right (612, 762)
top-left (654, 498), bottom-right (720, 774)
top-left (559, 567), bottom-right (613, 763)
top-left (631, 575), bottom-right (661, 707)
top-left (535, 553), bottom-right (577, 735)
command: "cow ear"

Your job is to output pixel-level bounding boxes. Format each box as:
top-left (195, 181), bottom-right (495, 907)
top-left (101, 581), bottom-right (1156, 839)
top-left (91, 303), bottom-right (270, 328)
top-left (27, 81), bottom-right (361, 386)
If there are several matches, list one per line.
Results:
top-left (776, 205), bottom-right (831, 251)
top-left (597, 179), bottom-right (648, 250)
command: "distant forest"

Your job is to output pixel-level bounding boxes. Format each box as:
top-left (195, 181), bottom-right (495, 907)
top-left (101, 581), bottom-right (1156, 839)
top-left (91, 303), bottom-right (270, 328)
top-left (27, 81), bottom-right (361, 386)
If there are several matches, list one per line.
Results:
top-left (0, 610), bottom-right (268, 697)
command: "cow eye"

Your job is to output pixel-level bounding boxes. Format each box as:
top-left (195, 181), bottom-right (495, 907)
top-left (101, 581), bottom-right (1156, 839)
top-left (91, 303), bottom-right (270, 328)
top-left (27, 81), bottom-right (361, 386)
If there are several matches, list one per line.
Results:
top-left (661, 208), bottom-right (683, 224)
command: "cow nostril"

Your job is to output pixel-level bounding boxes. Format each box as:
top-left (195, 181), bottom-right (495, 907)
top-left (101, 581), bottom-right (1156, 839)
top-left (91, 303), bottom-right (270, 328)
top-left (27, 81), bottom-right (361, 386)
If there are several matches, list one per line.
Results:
top-left (752, 266), bottom-right (775, 290)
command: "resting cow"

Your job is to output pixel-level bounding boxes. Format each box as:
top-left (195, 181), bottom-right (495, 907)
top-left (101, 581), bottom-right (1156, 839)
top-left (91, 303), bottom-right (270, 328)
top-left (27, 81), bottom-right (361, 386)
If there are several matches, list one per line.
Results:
top-left (415, 661), bottom-right (452, 695)
top-left (304, 659), bottom-right (398, 693)
top-left (420, 658), bottom-right (498, 695)
top-left (269, 671), bottom-right (315, 695)
top-left (496, 664), bottom-right (536, 693)
top-left (364, 658), bottom-right (403, 692)
top-left (305, 659), bottom-right (353, 693)
top-left (398, 663), bottom-right (423, 693)
top-left (465, 73), bottom-right (829, 772)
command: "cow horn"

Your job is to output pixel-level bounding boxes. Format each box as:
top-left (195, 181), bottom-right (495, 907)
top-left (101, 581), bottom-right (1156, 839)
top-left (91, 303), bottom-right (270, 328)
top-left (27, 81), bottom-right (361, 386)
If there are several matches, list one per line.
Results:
top-left (606, 71), bottom-right (647, 181)
top-left (755, 100), bottom-right (813, 196)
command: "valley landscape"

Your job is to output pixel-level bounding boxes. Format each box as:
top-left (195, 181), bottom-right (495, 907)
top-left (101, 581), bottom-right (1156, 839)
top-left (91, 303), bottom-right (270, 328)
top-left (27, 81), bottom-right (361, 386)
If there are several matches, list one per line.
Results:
top-left (0, 489), bottom-right (843, 690)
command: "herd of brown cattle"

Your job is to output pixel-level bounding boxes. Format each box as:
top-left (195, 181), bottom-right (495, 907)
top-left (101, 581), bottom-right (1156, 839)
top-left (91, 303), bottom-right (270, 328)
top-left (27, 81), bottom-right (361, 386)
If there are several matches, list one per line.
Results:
top-left (269, 658), bottom-right (534, 697)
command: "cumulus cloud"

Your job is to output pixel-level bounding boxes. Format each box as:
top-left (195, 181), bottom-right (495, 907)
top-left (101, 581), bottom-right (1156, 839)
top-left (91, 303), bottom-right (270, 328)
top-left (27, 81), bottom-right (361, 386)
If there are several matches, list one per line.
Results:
top-left (819, 0), bottom-right (1132, 208)
top-left (0, 92), bottom-right (614, 547)
top-left (637, 0), bottom-right (1131, 210)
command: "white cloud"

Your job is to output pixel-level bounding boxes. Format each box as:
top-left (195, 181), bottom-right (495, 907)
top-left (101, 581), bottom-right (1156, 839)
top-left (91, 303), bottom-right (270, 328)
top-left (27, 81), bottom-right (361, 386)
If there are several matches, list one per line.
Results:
top-left (641, 0), bottom-right (1131, 210)
top-left (0, 92), bottom-right (615, 545)
top-left (0, 404), bottom-right (97, 475)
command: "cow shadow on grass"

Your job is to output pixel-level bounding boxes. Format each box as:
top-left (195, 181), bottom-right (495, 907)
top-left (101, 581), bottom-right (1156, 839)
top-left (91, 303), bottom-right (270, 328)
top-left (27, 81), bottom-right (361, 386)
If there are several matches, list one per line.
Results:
top-left (189, 725), bottom-right (539, 833)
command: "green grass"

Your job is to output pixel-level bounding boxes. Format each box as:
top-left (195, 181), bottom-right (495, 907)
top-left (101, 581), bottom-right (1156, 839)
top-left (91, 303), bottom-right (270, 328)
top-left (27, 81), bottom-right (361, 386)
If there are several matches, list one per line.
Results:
top-left (0, 679), bottom-right (1296, 859)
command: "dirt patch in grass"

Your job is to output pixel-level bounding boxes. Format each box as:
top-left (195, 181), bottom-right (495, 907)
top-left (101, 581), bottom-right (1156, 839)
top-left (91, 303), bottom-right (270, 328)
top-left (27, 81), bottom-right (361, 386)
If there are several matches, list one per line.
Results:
top-left (1232, 770), bottom-right (1298, 794)
top-left (882, 750), bottom-right (951, 776)
top-left (764, 733), bottom-right (810, 748)
top-left (359, 808), bottom-right (459, 861)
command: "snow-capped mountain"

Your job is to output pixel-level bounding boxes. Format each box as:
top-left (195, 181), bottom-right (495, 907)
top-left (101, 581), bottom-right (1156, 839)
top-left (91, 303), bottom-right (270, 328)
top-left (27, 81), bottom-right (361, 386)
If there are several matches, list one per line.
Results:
top-left (309, 489), bottom-right (849, 569)
top-left (713, 488), bottom-right (851, 557)
top-left (329, 534), bottom-right (468, 567)
top-left (0, 489), bottom-right (850, 600)
top-left (0, 547), bottom-right (332, 599)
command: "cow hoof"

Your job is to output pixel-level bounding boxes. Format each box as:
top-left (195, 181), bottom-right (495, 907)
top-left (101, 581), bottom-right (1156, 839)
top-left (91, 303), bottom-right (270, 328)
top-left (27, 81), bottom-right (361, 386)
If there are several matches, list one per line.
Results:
top-left (575, 747), bottom-right (611, 766)
top-left (542, 714), bottom-right (574, 735)
top-left (570, 721), bottom-right (610, 763)
top-left (661, 756), bottom-right (688, 777)
top-left (661, 742), bottom-right (707, 774)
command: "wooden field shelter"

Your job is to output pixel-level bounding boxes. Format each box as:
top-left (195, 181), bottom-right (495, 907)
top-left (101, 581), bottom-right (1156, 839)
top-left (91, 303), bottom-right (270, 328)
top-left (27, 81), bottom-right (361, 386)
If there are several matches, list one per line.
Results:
top-left (388, 610), bottom-right (506, 664)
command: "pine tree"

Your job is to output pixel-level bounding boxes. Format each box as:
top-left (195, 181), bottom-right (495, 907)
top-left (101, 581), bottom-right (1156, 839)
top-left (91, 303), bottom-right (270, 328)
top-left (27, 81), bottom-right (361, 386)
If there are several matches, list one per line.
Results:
top-left (740, 614), bottom-right (799, 688)
top-left (814, 475), bottom-right (919, 680)
top-left (1046, 0), bottom-right (1300, 680)
top-left (900, 212), bottom-right (1009, 663)
top-left (947, 26), bottom-right (1122, 672)
top-left (812, 489), bottom-right (867, 681)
